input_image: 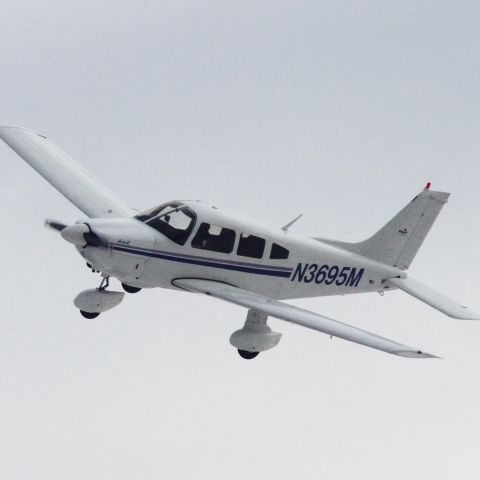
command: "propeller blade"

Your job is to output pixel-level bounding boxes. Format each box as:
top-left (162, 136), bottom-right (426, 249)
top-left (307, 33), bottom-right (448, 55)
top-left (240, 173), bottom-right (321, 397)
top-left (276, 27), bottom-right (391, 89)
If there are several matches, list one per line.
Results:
top-left (45, 219), bottom-right (68, 232)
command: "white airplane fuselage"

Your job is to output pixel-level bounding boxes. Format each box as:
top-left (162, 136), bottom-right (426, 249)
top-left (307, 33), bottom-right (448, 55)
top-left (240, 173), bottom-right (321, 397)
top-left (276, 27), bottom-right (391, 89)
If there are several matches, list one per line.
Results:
top-left (80, 200), bottom-right (403, 300)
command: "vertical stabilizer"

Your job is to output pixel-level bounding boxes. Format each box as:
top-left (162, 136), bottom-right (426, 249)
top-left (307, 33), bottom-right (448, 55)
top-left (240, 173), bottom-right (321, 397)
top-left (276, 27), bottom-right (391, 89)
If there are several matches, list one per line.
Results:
top-left (318, 185), bottom-right (450, 270)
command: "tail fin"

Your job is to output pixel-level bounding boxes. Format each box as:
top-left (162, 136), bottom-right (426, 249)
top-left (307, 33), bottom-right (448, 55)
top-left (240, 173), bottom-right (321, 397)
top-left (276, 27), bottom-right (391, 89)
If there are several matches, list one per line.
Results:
top-left (319, 184), bottom-right (450, 270)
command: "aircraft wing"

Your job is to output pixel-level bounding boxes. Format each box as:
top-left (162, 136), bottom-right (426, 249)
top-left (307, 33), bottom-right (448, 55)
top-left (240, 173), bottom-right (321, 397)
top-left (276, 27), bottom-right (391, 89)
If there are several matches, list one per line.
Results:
top-left (173, 278), bottom-right (437, 358)
top-left (0, 125), bottom-right (135, 218)
top-left (386, 276), bottom-right (480, 320)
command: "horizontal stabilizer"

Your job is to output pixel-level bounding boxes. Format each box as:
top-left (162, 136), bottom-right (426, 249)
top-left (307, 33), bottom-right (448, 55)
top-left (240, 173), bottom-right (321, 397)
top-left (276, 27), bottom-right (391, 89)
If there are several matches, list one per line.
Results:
top-left (0, 125), bottom-right (134, 218)
top-left (387, 276), bottom-right (480, 320)
top-left (174, 278), bottom-right (437, 358)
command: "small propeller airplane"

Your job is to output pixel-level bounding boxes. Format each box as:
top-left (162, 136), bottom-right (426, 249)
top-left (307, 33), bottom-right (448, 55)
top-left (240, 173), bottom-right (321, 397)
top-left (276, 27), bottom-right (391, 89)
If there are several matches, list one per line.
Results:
top-left (1, 125), bottom-right (478, 359)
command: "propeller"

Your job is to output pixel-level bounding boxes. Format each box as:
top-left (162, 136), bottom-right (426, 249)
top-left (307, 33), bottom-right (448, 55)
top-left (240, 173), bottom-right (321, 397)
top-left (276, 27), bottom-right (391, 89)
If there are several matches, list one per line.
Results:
top-left (44, 219), bottom-right (107, 247)
top-left (45, 219), bottom-right (68, 232)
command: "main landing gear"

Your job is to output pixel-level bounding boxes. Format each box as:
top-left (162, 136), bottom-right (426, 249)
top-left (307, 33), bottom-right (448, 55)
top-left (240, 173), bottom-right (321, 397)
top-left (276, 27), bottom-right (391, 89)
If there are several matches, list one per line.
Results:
top-left (80, 310), bottom-right (100, 319)
top-left (231, 310), bottom-right (282, 360)
top-left (121, 283), bottom-right (142, 294)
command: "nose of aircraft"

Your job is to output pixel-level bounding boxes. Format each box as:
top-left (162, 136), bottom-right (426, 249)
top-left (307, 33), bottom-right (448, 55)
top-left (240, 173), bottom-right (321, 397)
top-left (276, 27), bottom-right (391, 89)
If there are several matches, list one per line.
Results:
top-left (59, 218), bottom-right (155, 250)
top-left (61, 223), bottom-right (90, 246)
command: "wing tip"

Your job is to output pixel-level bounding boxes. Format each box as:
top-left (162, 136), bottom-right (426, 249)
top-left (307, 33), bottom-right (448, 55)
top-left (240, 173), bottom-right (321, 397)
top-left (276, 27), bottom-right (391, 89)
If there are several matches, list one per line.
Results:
top-left (0, 125), bottom-right (47, 139)
top-left (452, 308), bottom-right (480, 320)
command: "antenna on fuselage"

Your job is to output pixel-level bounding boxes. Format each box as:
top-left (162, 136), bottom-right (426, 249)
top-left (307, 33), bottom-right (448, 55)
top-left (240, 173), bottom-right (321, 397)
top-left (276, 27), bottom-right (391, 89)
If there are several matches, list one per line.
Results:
top-left (282, 214), bottom-right (303, 232)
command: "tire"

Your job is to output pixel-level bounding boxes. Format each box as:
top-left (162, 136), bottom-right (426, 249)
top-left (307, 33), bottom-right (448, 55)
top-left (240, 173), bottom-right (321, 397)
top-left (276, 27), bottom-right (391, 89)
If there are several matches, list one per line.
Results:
top-left (122, 283), bottom-right (142, 294)
top-left (80, 310), bottom-right (100, 319)
top-left (238, 349), bottom-right (260, 360)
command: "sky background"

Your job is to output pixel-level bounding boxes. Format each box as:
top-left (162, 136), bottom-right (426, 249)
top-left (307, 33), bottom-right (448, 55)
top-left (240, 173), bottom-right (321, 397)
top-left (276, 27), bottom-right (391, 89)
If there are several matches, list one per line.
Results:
top-left (1, 1), bottom-right (480, 478)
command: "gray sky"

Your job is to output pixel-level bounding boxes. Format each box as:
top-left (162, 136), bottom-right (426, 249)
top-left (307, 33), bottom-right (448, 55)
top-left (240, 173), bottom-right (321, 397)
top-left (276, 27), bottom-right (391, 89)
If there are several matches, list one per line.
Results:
top-left (1, 1), bottom-right (480, 478)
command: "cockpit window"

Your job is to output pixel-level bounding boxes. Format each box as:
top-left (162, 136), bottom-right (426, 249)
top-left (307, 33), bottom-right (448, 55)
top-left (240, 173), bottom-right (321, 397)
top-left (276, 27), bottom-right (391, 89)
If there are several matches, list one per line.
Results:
top-left (135, 202), bottom-right (196, 245)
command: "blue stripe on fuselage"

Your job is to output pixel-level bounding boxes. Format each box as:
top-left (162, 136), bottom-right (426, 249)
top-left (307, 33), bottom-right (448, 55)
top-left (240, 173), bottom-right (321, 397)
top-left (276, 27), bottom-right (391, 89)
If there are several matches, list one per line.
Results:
top-left (111, 244), bottom-right (293, 278)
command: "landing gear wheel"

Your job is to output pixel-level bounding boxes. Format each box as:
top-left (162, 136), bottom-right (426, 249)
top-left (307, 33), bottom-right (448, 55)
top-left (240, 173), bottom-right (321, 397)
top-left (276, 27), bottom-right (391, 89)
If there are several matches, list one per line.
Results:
top-left (238, 349), bottom-right (260, 360)
top-left (122, 283), bottom-right (142, 294)
top-left (80, 310), bottom-right (100, 319)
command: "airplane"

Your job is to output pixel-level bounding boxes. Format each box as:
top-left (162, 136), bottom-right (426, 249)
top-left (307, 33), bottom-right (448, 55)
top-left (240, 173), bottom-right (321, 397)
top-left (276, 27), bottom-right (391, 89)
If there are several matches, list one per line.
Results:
top-left (1, 125), bottom-right (478, 360)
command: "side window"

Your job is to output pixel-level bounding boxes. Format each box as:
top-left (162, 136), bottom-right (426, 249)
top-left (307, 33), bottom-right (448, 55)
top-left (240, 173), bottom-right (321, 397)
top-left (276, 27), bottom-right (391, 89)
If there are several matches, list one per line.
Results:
top-left (237, 233), bottom-right (265, 259)
top-left (270, 243), bottom-right (289, 259)
top-left (191, 223), bottom-right (236, 254)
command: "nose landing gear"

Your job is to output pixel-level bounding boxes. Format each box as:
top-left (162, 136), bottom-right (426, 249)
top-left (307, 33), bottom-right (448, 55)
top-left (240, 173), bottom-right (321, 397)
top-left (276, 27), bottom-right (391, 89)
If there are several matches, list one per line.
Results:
top-left (74, 275), bottom-right (125, 318)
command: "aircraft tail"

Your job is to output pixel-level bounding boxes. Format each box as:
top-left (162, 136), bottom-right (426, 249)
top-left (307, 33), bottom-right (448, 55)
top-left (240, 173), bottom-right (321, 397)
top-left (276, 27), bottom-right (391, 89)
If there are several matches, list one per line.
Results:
top-left (318, 184), bottom-right (450, 270)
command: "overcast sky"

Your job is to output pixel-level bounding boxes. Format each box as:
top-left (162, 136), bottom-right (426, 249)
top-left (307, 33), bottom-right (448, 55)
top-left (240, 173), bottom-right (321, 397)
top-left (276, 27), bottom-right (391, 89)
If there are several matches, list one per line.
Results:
top-left (1, 1), bottom-right (480, 478)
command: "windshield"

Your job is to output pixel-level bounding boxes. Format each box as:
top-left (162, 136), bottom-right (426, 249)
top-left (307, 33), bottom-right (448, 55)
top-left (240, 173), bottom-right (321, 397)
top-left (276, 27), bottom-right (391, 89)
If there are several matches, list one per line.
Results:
top-left (135, 202), bottom-right (196, 245)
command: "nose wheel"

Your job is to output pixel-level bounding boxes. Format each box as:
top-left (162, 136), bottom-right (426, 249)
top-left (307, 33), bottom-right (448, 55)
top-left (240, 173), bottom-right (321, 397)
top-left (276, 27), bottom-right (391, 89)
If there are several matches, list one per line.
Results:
top-left (78, 276), bottom-right (109, 318)
top-left (75, 275), bottom-right (125, 319)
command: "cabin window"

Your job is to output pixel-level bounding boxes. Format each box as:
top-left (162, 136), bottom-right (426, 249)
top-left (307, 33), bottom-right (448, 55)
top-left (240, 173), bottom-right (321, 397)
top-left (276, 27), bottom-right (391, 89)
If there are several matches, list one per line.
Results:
top-left (135, 202), bottom-right (196, 246)
top-left (237, 233), bottom-right (265, 259)
top-left (270, 243), bottom-right (289, 259)
top-left (191, 223), bottom-right (236, 253)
